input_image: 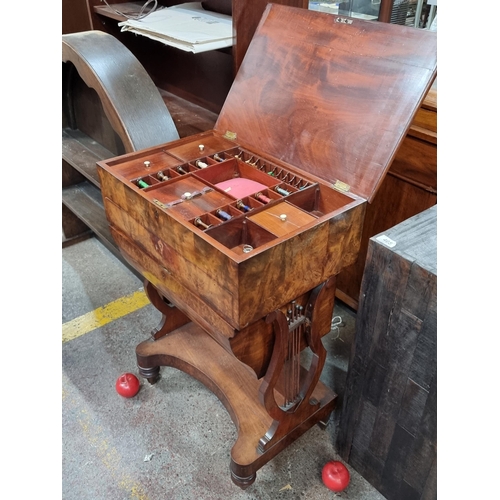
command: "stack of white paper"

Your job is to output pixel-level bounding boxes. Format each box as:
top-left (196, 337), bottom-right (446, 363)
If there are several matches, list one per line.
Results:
top-left (119, 2), bottom-right (234, 54)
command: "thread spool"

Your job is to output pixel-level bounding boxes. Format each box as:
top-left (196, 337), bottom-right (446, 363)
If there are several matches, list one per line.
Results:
top-left (275, 186), bottom-right (290, 196)
top-left (236, 200), bottom-right (251, 212)
top-left (255, 192), bottom-right (271, 204)
top-left (194, 218), bottom-right (211, 230)
top-left (216, 209), bottom-right (232, 221)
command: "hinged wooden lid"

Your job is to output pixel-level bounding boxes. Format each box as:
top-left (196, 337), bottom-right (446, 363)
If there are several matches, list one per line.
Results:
top-left (215, 4), bottom-right (437, 202)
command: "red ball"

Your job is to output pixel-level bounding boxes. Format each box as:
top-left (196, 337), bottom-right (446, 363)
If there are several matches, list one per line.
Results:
top-left (115, 373), bottom-right (140, 398)
top-left (322, 460), bottom-right (350, 492)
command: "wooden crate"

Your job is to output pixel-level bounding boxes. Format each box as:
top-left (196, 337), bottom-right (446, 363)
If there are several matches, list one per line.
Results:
top-left (337, 205), bottom-right (437, 500)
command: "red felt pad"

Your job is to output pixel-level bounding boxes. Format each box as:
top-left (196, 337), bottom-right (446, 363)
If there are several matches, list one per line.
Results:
top-left (215, 178), bottom-right (269, 199)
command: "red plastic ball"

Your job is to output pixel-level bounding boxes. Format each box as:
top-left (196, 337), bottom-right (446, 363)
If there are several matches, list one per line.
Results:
top-left (115, 373), bottom-right (140, 398)
top-left (322, 460), bottom-right (350, 492)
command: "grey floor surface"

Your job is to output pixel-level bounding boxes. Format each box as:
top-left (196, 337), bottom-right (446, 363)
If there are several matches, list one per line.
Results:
top-left (62, 236), bottom-right (387, 499)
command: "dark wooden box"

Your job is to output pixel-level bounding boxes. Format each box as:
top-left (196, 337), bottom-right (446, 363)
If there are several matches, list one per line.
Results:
top-left (96, 4), bottom-right (437, 488)
top-left (337, 205), bottom-right (437, 499)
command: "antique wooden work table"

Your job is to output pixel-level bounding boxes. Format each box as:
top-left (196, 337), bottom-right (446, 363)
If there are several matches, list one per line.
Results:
top-left (97, 5), bottom-right (437, 489)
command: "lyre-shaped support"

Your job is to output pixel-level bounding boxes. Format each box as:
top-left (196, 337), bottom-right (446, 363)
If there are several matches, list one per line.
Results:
top-left (135, 277), bottom-right (337, 487)
top-left (258, 277), bottom-right (335, 452)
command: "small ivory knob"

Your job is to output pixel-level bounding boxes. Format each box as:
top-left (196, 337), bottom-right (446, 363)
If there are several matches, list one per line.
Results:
top-left (279, 214), bottom-right (287, 221)
top-left (144, 161), bottom-right (151, 169)
top-left (199, 144), bottom-right (205, 152)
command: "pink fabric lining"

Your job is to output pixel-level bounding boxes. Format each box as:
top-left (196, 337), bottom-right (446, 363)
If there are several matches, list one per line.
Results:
top-left (215, 178), bottom-right (269, 199)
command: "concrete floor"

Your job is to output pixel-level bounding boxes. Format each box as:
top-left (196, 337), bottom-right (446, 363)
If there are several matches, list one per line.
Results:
top-left (62, 236), bottom-right (387, 499)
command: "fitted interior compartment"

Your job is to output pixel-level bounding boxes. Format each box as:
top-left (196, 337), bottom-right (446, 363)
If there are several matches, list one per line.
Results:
top-left (191, 212), bottom-right (221, 231)
top-left (233, 196), bottom-right (264, 213)
top-left (252, 188), bottom-right (283, 205)
top-left (173, 163), bottom-right (199, 175)
top-left (286, 184), bottom-right (355, 217)
top-left (210, 151), bottom-right (238, 163)
top-left (211, 204), bottom-right (244, 221)
top-left (273, 183), bottom-right (299, 196)
top-left (205, 218), bottom-right (277, 255)
top-left (144, 176), bottom-right (235, 219)
top-left (188, 156), bottom-right (219, 169)
top-left (108, 150), bottom-right (183, 181)
top-left (247, 201), bottom-right (317, 237)
top-left (132, 174), bottom-right (161, 189)
top-left (150, 168), bottom-right (182, 182)
top-left (194, 158), bottom-right (279, 199)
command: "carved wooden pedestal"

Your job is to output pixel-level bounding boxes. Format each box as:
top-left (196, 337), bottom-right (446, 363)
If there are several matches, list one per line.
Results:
top-left (136, 281), bottom-right (337, 489)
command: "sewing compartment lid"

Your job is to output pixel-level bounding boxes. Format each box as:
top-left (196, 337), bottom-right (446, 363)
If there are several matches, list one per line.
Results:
top-left (215, 4), bottom-right (437, 202)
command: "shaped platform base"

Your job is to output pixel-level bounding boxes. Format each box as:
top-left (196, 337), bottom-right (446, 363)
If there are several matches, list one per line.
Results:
top-left (136, 321), bottom-right (337, 488)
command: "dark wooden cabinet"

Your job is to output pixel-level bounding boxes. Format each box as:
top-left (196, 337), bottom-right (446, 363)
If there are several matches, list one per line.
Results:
top-left (337, 205), bottom-right (437, 500)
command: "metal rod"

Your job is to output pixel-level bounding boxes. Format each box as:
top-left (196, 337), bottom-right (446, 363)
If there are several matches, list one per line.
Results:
top-left (414, 0), bottom-right (424, 28)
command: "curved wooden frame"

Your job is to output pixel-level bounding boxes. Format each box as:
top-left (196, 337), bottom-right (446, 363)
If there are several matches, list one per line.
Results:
top-left (62, 29), bottom-right (179, 153)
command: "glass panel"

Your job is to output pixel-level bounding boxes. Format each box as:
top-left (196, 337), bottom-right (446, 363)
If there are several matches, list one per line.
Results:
top-left (309, 0), bottom-right (437, 27)
top-left (308, 1), bottom-right (380, 20)
top-left (308, 0), bottom-right (437, 28)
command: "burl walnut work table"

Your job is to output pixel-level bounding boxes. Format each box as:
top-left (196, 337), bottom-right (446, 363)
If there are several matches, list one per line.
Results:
top-left (97, 5), bottom-right (437, 489)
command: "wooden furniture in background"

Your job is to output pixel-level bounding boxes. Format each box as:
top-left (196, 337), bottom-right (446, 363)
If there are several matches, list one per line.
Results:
top-left (62, 30), bottom-right (180, 262)
top-left (97, 5), bottom-right (436, 487)
top-left (337, 205), bottom-right (437, 500)
top-left (62, 0), bottom-right (91, 34)
top-left (86, 0), bottom-right (308, 113)
top-left (336, 87), bottom-right (437, 310)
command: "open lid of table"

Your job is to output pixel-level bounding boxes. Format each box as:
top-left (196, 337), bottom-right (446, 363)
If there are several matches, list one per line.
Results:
top-left (215, 4), bottom-right (437, 202)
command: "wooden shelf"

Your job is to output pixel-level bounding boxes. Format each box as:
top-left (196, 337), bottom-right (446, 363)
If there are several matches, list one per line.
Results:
top-left (62, 178), bottom-right (141, 277)
top-left (62, 182), bottom-right (108, 240)
top-left (62, 127), bottom-right (115, 187)
top-left (93, 1), bottom-right (143, 22)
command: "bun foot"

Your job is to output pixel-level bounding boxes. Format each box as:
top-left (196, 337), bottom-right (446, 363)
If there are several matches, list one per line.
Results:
top-left (138, 365), bottom-right (160, 384)
top-left (230, 469), bottom-right (256, 490)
